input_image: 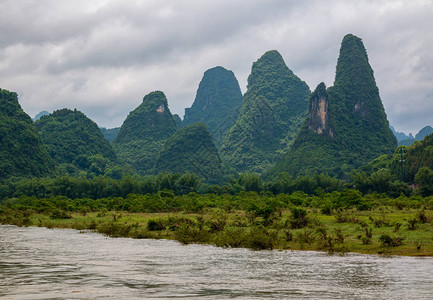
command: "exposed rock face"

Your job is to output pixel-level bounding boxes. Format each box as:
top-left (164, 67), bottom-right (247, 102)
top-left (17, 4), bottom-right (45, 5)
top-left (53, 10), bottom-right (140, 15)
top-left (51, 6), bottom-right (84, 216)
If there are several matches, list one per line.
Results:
top-left (183, 66), bottom-right (243, 146)
top-left (220, 50), bottom-right (310, 173)
top-left (307, 82), bottom-right (333, 137)
top-left (112, 91), bottom-right (177, 174)
top-left (269, 34), bottom-right (397, 178)
top-left (0, 88), bottom-right (54, 179)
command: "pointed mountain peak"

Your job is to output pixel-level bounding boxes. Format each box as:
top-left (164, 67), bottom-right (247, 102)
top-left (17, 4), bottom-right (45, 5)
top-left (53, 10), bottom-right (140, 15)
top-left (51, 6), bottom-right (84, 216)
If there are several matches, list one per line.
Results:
top-left (140, 90), bottom-right (169, 112)
top-left (247, 50), bottom-right (294, 90)
top-left (334, 34), bottom-right (374, 88)
top-left (221, 50), bottom-right (310, 173)
top-left (112, 91), bottom-right (177, 174)
top-left (183, 66), bottom-right (243, 145)
top-left (114, 91), bottom-right (176, 145)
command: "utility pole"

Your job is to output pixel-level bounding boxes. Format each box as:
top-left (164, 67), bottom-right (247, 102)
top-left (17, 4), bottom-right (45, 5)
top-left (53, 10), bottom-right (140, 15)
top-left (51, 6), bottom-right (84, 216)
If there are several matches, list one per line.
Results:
top-left (400, 147), bottom-right (405, 182)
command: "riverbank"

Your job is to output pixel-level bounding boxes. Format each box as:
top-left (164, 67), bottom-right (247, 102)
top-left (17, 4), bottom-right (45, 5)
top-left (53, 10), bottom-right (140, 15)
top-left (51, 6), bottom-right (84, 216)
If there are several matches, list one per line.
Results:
top-left (1, 202), bottom-right (432, 256)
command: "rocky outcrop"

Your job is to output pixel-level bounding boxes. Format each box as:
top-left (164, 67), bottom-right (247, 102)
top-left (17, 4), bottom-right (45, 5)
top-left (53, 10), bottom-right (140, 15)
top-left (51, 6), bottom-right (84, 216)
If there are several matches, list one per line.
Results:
top-left (270, 34), bottom-right (397, 178)
top-left (307, 82), bottom-right (333, 137)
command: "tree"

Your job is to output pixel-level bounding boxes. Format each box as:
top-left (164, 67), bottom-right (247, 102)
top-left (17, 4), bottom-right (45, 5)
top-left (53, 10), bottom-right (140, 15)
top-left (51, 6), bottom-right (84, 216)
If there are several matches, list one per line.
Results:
top-left (415, 167), bottom-right (433, 196)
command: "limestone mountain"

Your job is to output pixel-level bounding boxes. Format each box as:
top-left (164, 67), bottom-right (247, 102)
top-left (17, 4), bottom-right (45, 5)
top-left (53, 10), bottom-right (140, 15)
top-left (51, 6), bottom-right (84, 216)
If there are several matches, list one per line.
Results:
top-left (35, 108), bottom-right (118, 176)
top-left (391, 125), bottom-right (433, 146)
top-left (220, 50), bottom-right (310, 173)
top-left (156, 122), bottom-right (226, 183)
top-left (32, 111), bottom-right (49, 121)
top-left (100, 127), bottom-right (120, 143)
top-left (183, 66), bottom-right (243, 145)
top-left (415, 126), bottom-right (433, 141)
top-left (0, 88), bottom-right (54, 179)
top-left (270, 34), bottom-right (397, 178)
top-left (112, 91), bottom-right (177, 174)
top-left (390, 126), bottom-right (414, 142)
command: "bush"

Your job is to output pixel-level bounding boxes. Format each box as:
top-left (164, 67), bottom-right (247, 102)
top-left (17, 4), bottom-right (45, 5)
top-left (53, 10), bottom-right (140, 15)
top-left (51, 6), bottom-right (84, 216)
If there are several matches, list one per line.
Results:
top-left (50, 209), bottom-right (71, 219)
top-left (147, 219), bottom-right (165, 231)
top-left (379, 234), bottom-right (404, 247)
top-left (247, 226), bottom-right (276, 250)
top-left (289, 207), bottom-right (309, 229)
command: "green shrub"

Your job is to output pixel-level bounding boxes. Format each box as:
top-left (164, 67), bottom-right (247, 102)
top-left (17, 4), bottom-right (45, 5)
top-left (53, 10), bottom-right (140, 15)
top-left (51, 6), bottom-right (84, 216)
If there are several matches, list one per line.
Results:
top-left (379, 234), bottom-right (404, 247)
top-left (147, 219), bottom-right (165, 231)
top-left (289, 207), bottom-right (309, 229)
top-left (50, 209), bottom-right (71, 219)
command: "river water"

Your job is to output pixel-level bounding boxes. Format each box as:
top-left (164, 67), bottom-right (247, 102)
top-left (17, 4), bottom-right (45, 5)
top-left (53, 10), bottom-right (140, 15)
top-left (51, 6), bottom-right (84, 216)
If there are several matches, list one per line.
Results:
top-left (1, 225), bottom-right (433, 299)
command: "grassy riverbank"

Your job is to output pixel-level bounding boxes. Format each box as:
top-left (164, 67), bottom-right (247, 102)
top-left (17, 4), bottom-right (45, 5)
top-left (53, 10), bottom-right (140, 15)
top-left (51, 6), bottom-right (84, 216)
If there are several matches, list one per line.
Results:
top-left (2, 192), bottom-right (433, 256)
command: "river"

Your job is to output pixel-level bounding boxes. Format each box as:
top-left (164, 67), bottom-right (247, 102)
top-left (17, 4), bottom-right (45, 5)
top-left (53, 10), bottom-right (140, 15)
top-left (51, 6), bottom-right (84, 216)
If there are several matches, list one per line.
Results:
top-left (1, 225), bottom-right (433, 299)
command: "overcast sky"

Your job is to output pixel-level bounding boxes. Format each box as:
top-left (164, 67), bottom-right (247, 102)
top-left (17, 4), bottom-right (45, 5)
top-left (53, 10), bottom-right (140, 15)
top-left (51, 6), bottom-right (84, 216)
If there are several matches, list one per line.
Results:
top-left (1, 0), bottom-right (432, 134)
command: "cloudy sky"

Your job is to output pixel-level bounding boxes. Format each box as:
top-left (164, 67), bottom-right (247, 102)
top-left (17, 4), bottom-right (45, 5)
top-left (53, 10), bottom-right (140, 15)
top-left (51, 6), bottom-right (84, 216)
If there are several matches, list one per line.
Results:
top-left (1, 0), bottom-right (432, 134)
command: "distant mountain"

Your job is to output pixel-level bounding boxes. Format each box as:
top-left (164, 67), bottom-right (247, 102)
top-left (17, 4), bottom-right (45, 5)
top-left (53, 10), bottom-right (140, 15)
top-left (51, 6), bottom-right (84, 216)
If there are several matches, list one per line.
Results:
top-left (32, 111), bottom-right (49, 121)
top-left (415, 126), bottom-right (433, 141)
top-left (391, 125), bottom-right (433, 146)
top-left (183, 66), bottom-right (243, 146)
top-left (220, 50), bottom-right (310, 173)
top-left (0, 88), bottom-right (54, 179)
top-left (156, 122), bottom-right (226, 183)
top-left (270, 34), bottom-right (397, 178)
top-left (100, 127), bottom-right (120, 143)
top-left (112, 91), bottom-right (177, 174)
top-left (35, 108), bottom-right (118, 176)
top-left (390, 125), bottom-right (413, 142)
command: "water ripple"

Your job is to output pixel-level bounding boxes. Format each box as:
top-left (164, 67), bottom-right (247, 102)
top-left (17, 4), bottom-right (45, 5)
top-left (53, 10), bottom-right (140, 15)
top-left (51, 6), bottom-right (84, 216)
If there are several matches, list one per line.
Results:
top-left (1, 225), bottom-right (433, 299)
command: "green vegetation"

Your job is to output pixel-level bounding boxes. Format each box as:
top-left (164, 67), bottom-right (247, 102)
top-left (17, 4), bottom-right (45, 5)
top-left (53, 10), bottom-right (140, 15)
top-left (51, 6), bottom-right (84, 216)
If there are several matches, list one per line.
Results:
top-left (172, 114), bottom-right (183, 129)
top-left (271, 34), bottom-right (396, 178)
top-left (391, 134), bottom-right (433, 182)
top-left (0, 89), bottom-right (54, 180)
top-left (112, 91), bottom-right (178, 175)
top-left (351, 134), bottom-right (433, 195)
top-left (220, 50), bottom-right (310, 173)
top-left (183, 66), bottom-right (243, 146)
top-left (2, 191), bottom-right (433, 256)
top-left (35, 109), bottom-right (120, 177)
top-left (156, 123), bottom-right (227, 183)
top-left (2, 35), bottom-right (432, 256)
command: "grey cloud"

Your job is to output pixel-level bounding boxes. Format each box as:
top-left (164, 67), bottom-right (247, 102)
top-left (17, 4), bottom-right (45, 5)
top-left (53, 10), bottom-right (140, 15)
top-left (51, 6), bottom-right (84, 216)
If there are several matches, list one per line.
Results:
top-left (0, 0), bottom-right (432, 134)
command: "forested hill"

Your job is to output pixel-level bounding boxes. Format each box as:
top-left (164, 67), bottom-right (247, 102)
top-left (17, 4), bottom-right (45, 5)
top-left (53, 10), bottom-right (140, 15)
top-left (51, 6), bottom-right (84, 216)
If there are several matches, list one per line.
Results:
top-left (183, 66), bottom-right (243, 146)
top-left (156, 122), bottom-right (227, 183)
top-left (112, 91), bottom-right (178, 175)
top-left (270, 34), bottom-right (397, 178)
top-left (0, 88), bottom-right (54, 180)
top-left (35, 108), bottom-right (118, 177)
top-left (220, 50), bottom-right (310, 173)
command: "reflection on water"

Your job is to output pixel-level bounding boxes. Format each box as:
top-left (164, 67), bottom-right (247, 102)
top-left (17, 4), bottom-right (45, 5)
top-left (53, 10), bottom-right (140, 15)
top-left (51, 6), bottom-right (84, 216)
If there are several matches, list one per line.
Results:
top-left (1, 224), bottom-right (433, 299)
